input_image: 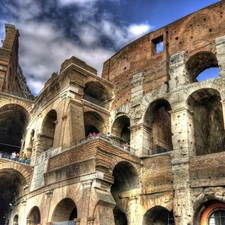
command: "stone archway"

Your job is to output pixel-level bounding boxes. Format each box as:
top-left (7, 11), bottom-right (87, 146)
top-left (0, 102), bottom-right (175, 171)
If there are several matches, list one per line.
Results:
top-left (111, 161), bottom-right (139, 224)
top-left (143, 206), bottom-right (174, 225)
top-left (0, 168), bottom-right (27, 225)
top-left (144, 99), bottom-right (173, 155)
top-left (111, 115), bottom-right (130, 144)
top-left (186, 51), bottom-right (219, 83)
top-left (113, 206), bottom-right (127, 225)
top-left (13, 214), bottom-right (18, 225)
top-left (52, 198), bottom-right (77, 225)
top-left (27, 206), bottom-right (41, 225)
top-left (0, 104), bottom-right (30, 155)
top-left (83, 81), bottom-right (111, 109)
top-left (84, 111), bottom-right (105, 137)
top-left (38, 110), bottom-right (57, 152)
top-left (187, 88), bottom-right (225, 155)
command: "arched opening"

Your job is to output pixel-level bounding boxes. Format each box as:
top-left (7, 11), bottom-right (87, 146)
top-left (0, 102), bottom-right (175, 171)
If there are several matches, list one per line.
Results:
top-left (13, 214), bottom-right (18, 225)
top-left (0, 169), bottom-right (26, 225)
top-left (111, 115), bottom-right (130, 145)
top-left (198, 201), bottom-right (225, 225)
top-left (52, 198), bottom-right (77, 225)
top-left (186, 51), bottom-right (219, 83)
top-left (0, 104), bottom-right (29, 158)
top-left (144, 99), bottom-right (173, 155)
top-left (83, 81), bottom-right (111, 109)
top-left (143, 206), bottom-right (174, 225)
top-left (40, 110), bottom-right (57, 151)
top-left (111, 161), bottom-right (139, 195)
top-left (111, 162), bottom-right (138, 225)
top-left (113, 206), bottom-right (127, 225)
top-left (27, 206), bottom-right (41, 225)
top-left (187, 88), bottom-right (225, 155)
top-left (84, 111), bottom-right (105, 137)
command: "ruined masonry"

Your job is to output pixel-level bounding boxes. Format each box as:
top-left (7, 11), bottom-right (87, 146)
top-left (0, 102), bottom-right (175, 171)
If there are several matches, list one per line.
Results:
top-left (1, 1), bottom-right (225, 225)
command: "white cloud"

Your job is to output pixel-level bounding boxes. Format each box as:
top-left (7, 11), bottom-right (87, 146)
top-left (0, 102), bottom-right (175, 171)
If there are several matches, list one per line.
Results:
top-left (77, 25), bottom-right (100, 46)
top-left (128, 23), bottom-right (152, 36)
top-left (57, 0), bottom-right (98, 6)
top-left (0, 0), bottom-right (153, 95)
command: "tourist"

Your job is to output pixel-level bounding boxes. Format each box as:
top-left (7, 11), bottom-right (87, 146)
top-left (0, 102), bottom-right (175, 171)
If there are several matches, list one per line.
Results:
top-left (123, 143), bottom-right (130, 151)
top-left (11, 151), bottom-right (17, 161)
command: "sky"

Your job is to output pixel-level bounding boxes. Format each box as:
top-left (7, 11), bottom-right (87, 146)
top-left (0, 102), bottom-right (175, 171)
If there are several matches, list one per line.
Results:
top-left (0, 0), bottom-right (220, 96)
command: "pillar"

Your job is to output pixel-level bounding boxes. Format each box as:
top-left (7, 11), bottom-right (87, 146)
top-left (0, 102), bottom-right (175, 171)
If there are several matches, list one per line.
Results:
top-left (170, 107), bottom-right (195, 225)
top-left (216, 35), bottom-right (225, 78)
top-left (130, 124), bottom-right (151, 156)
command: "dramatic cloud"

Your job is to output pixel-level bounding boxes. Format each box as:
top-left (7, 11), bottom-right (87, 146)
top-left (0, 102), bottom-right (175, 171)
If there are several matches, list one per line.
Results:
top-left (0, 0), bottom-right (153, 95)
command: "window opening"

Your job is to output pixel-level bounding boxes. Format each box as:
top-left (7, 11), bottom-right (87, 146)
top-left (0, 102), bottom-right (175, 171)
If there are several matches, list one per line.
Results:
top-left (152, 35), bottom-right (164, 54)
top-left (208, 208), bottom-right (225, 225)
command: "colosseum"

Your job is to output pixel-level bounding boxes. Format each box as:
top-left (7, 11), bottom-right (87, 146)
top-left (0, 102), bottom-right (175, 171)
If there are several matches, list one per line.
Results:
top-left (1, 1), bottom-right (225, 225)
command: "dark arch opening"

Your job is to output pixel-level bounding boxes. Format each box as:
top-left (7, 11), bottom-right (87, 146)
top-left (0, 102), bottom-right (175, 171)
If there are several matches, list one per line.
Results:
top-left (187, 88), bottom-right (225, 155)
top-left (186, 51), bottom-right (219, 82)
top-left (83, 81), bottom-right (110, 109)
top-left (113, 206), bottom-right (127, 225)
top-left (111, 161), bottom-right (139, 194)
top-left (27, 206), bottom-right (41, 225)
top-left (143, 206), bottom-right (174, 225)
top-left (52, 198), bottom-right (77, 224)
top-left (40, 110), bottom-right (57, 151)
top-left (0, 169), bottom-right (26, 225)
top-left (144, 99), bottom-right (173, 155)
top-left (84, 111), bottom-right (105, 137)
top-left (13, 214), bottom-right (18, 225)
top-left (111, 115), bottom-right (130, 144)
top-left (0, 104), bottom-right (29, 156)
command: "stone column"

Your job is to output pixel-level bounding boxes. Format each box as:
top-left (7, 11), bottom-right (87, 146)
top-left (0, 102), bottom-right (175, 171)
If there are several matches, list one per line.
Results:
top-left (220, 99), bottom-right (225, 130)
top-left (130, 124), bottom-right (151, 156)
top-left (169, 51), bottom-right (189, 89)
top-left (19, 199), bottom-right (27, 225)
top-left (59, 86), bottom-right (85, 147)
top-left (216, 35), bottom-right (225, 78)
top-left (170, 107), bottom-right (195, 225)
top-left (79, 179), bottom-right (92, 225)
top-left (45, 189), bottom-right (54, 225)
top-left (127, 195), bottom-right (140, 225)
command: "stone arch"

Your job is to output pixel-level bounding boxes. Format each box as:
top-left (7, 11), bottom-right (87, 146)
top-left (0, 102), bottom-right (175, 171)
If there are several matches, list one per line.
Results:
top-left (0, 103), bottom-right (30, 154)
top-left (27, 206), bottom-right (41, 225)
top-left (144, 99), bottom-right (173, 155)
top-left (113, 206), bottom-right (128, 225)
top-left (83, 81), bottom-right (111, 109)
top-left (187, 88), bottom-right (225, 155)
top-left (110, 161), bottom-right (139, 225)
top-left (111, 114), bottom-right (130, 144)
top-left (186, 51), bottom-right (219, 83)
top-left (0, 97), bottom-right (33, 113)
top-left (142, 206), bottom-right (174, 225)
top-left (39, 109), bottom-right (57, 151)
top-left (13, 214), bottom-right (18, 225)
top-left (183, 13), bottom-right (213, 36)
top-left (111, 161), bottom-right (139, 195)
top-left (0, 168), bottom-right (27, 225)
top-left (84, 111), bottom-right (106, 136)
top-left (51, 198), bottom-right (77, 224)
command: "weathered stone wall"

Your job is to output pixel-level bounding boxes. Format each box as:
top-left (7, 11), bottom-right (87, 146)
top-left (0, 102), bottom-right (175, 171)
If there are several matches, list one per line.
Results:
top-left (2, 1), bottom-right (225, 225)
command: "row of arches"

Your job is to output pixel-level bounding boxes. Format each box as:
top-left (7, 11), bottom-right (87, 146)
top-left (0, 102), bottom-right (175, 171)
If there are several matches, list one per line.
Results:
top-left (0, 87), bottom-right (224, 159)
